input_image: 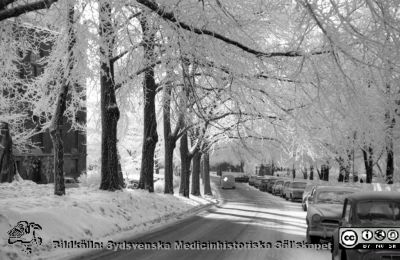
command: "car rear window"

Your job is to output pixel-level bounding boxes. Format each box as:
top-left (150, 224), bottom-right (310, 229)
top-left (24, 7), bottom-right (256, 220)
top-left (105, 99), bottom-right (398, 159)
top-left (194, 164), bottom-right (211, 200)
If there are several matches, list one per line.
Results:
top-left (357, 201), bottom-right (400, 224)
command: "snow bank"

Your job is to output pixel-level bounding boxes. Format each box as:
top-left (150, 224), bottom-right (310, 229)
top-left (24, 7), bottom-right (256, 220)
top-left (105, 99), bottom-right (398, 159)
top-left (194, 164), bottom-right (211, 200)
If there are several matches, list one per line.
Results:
top-left (0, 179), bottom-right (215, 260)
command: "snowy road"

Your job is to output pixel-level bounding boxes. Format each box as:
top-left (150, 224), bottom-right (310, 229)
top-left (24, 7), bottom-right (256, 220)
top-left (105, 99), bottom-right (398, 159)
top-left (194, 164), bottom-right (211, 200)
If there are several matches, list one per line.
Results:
top-left (77, 179), bottom-right (331, 260)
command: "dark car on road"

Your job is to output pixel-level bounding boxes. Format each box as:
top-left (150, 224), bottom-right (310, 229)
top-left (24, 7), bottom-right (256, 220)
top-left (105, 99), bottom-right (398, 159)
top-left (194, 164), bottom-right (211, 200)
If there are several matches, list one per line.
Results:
top-left (221, 174), bottom-right (236, 189)
top-left (254, 176), bottom-right (268, 188)
top-left (235, 175), bottom-right (249, 183)
top-left (332, 192), bottom-right (400, 260)
top-left (266, 179), bottom-right (278, 193)
top-left (306, 185), bottom-right (360, 244)
top-left (259, 177), bottom-right (275, 192)
top-left (272, 179), bottom-right (285, 196)
top-left (286, 181), bottom-right (307, 201)
top-left (248, 175), bottom-right (257, 186)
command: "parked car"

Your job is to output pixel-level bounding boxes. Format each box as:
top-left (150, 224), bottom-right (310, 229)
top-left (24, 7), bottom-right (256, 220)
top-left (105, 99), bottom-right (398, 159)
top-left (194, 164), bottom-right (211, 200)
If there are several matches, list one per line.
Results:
top-left (254, 176), bottom-right (270, 188)
top-left (266, 179), bottom-right (278, 193)
top-left (221, 174), bottom-right (235, 189)
top-left (302, 183), bottom-right (318, 210)
top-left (306, 186), bottom-right (360, 243)
top-left (235, 175), bottom-right (249, 183)
top-left (272, 179), bottom-right (285, 196)
top-left (332, 191), bottom-right (400, 260)
top-left (281, 180), bottom-right (292, 199)
top-left (259, 177), bottom-right (274, 192)
top-left (64, 177), bottom-right (79, 188)
top-left (248, 175), bottom-right (257, 186)
top-left (286, 181), bottom-right (307, 201)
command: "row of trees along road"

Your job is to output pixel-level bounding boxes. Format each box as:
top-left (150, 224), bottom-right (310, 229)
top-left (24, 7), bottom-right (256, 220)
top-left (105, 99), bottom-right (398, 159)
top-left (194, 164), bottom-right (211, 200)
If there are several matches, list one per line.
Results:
top-left (1, 0), bottom-right (399, 196)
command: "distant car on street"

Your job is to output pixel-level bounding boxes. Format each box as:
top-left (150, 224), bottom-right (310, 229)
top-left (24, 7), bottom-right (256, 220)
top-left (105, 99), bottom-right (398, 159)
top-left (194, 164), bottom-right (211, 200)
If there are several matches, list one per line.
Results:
top-left (248, 175), bottom-right (257, 186)
top-left (259, 177), bottom-right (277, 192)
top-left (332, 192), bottom-right (400, 260)
top-left (306, 186), bottom-right (360, 244)
top-left (272, 179), bottom-right (285, 196)
top-left (266, 179), bottom-right (278, 193)
top-left (221, 175), bottom-right (235, 189)
top-left (234, 175), bottom-right (249, 183)
top-left (286, 181), bottom-right (307, 201)
top-left (254, 176), bottom-right (270, 189)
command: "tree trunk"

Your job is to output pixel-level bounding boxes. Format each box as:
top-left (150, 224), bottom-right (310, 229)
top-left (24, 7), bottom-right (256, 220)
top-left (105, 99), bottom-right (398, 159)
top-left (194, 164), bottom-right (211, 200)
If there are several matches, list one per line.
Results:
top-left (203, 150), bottom-right (212, 195)
top-left (217, 165), bottom-right (222, 176)
top-left (0, 123), bottom-right (16, 183)
top-left (309, 166), bottom-right (314, 180)
top-left (362, 146), bottom-right (373, 184)
top-left (271, 161), bottom-right (274, 176)
top-left (49, 2), bottom-right (75, 196)
top-left (386, 144), bottom-right (394, 184)
top-left (317, 167), bottom-right (322, 180)
top-left (49, 126), bottom-right (65, 195)
top-left (240, 161), bottom-right (244, 172)
top-left (302, 167), bottom-right (308, 179)
top-left (191, 150), bottom-right (201, 196)
top-left (337, 157), bottom-right (345, 182)
top-left (321, 163), bottom-right (330, 181)
top-left (385, 117), bottom-right (395, 184)
top-left (163, 77), bottom-right (175, 194)
top-left (200, 157), bottom-right (204, 181)
top-left (164, 138), bottom-right (175, 194)
top-left (138, 15), bottom-right (158, 192)
top-left (179, 132), bottom-right (191, 197)
top-left (99, 0), bottom-right (123, 191)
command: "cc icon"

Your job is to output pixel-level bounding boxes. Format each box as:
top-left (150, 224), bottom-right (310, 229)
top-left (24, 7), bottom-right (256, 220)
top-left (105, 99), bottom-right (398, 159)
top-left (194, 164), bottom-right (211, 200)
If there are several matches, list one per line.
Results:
top-left (341, 230), bottom-right (358, 248)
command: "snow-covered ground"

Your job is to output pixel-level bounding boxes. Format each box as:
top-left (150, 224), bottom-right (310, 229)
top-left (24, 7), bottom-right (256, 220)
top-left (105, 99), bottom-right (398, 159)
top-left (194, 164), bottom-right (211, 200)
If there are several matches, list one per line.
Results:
top-left (0, 175), bottom-right (217, 260)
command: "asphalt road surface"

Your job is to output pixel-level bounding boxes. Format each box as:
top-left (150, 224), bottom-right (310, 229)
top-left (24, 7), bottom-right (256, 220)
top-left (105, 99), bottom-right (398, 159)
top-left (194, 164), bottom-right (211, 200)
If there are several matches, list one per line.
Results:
top-left (78, 178), bottom-right (331, 260)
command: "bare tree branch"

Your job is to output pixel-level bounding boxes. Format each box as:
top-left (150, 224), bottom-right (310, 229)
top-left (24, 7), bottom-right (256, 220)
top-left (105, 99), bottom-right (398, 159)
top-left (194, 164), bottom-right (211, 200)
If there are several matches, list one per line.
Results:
top-left (0, 0), bottom-right (59, 21)
top-left (0, 0), bottom-right (15, 10)
top-left (136, 0), bottom-right (329, 58)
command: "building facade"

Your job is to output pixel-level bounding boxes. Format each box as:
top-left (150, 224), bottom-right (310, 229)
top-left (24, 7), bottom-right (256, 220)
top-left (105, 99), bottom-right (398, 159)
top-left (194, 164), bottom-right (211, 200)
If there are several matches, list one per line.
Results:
top-left (11, 24), bottom-right (86, 183)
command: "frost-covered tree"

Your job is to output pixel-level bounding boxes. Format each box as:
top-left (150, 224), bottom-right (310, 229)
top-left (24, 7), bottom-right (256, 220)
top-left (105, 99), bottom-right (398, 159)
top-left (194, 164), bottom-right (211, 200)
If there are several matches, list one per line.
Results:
top-left (298, 0), bottom-right (400, 183)
top-left (98, 0), bottom-right (125, 190)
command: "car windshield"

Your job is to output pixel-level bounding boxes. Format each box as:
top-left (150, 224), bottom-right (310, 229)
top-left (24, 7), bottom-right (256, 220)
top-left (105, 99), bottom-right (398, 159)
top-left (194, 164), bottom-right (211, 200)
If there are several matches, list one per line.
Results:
top-left (316, 190), bottom-right (354, 204)
top-left (357, 201), bottom-right (400, 225)
top-left (292, 182), bottom-right (307, 189)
